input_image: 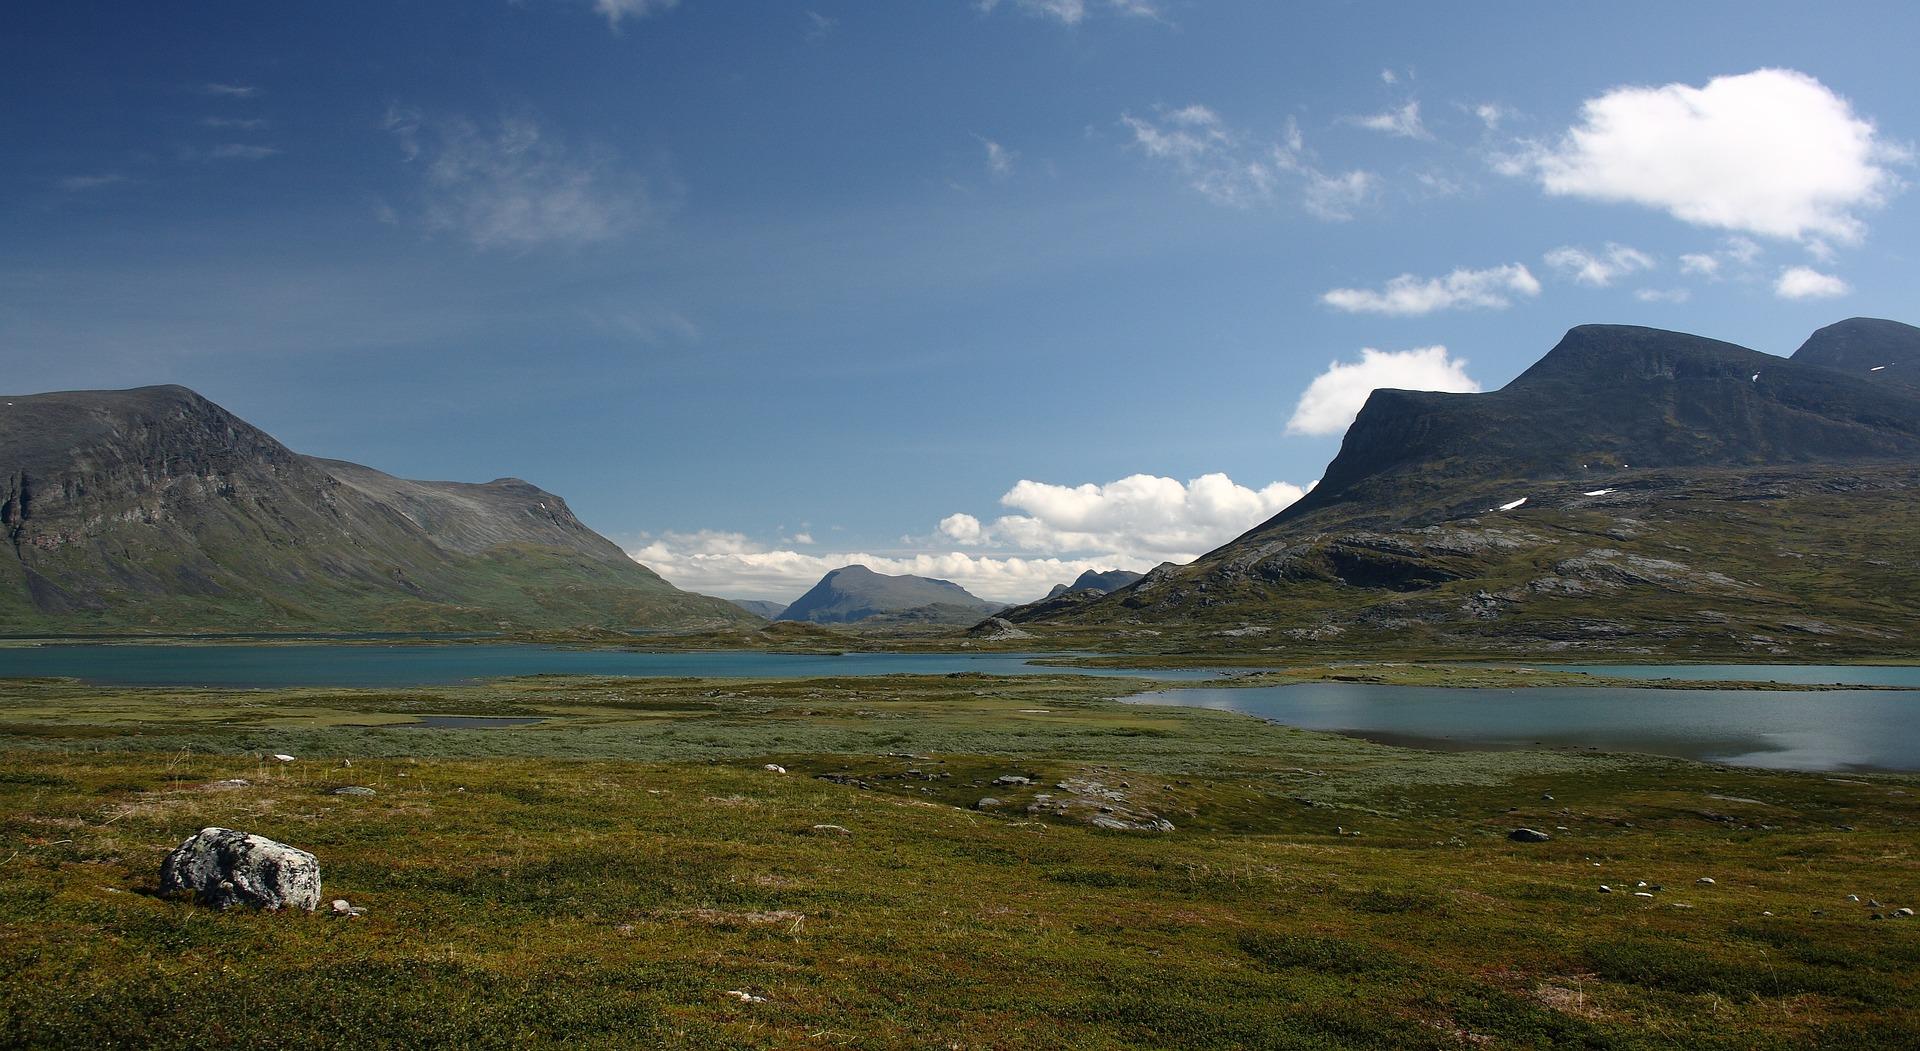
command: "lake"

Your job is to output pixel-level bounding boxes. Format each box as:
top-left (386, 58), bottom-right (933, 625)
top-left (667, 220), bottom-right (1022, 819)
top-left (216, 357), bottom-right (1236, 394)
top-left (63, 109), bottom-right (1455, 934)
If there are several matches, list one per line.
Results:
top-left (1128, 683), bottom-right (1920, 772)
top-left (0, 644), bottom-right (1221, 689)
top-left (1544, 663), bottom-right (1920, 687)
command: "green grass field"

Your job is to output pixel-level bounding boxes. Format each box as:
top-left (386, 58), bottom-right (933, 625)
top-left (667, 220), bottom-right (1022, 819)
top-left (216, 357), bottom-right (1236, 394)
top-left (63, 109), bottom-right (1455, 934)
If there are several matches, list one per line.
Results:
top-left (1, 671), bottom-right (1916, 1048)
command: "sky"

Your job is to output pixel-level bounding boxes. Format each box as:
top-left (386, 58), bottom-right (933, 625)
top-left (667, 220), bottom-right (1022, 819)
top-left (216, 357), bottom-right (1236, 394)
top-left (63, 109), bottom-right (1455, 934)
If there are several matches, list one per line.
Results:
top-left (5, 1), bottom-right (1918, 603)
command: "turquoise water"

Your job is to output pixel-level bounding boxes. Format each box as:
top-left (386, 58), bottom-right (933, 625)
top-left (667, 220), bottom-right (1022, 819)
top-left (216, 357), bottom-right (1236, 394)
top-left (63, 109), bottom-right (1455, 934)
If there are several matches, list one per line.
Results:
top-left (0, 644), bottom-right (1218, 688)
top-left (1543, 664), bottom-right (1920, 687)
top-left (1128, 684), bottom-right (1920, 772)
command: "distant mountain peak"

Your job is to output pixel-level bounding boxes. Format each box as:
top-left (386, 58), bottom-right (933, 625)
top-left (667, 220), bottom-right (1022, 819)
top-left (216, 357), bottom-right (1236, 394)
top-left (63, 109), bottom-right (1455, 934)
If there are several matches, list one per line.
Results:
top-left (778, 565), bottom-right (1000, 625)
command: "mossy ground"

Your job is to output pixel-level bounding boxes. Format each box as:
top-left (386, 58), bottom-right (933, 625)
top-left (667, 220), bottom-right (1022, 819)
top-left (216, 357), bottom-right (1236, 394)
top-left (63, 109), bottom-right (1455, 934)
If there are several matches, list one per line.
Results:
top-left (1, 672), bottom-right (1916, 1048)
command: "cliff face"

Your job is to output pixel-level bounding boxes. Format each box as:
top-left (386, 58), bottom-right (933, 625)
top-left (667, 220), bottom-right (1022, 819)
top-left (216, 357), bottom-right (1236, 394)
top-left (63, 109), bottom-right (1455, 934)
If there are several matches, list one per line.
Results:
top-left (0, 385), bottom-right (751, 632)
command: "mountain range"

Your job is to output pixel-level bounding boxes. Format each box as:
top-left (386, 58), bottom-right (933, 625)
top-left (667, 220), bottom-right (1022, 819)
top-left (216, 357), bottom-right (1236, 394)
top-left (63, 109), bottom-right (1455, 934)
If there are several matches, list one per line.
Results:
top-left (776, 565), bottom-right (1002, 626)
top-left (0, 385), bottom-right (752, 633)
top-left (1001, 318), bottom-right (1920, 658)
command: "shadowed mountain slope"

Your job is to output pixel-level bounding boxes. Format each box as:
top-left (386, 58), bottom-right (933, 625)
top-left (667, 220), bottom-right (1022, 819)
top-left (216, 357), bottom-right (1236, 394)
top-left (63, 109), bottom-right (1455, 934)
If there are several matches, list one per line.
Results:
top-left (777, 565), bottom-right (1001, 626)
top-left (1000, 323), bottom-right (1920, 658)
top-left (0, 385), bottom-right (752, 633)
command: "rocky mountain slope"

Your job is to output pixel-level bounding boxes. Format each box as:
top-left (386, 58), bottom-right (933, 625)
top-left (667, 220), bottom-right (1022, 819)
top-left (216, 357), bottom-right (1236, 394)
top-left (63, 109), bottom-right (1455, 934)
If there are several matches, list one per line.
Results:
top-left (1045, 569), bottom-right (1144, 600)
top-left (777, 565), bottom-right (1002, 626)
top-left (1002, 320), bottom-right (1920, 657)
top-left (1790, 316), bottom-right (1920, 394)
top-left (0, 385), bottom-right (753, 633)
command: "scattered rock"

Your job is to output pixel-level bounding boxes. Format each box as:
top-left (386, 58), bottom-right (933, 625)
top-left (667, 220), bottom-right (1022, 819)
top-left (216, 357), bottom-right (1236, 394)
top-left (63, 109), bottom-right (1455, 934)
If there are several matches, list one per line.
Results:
top-left (992, 775), bottom-right (1033, 787)
top-left (329, 898), bottom-right (367, 918)
top-left (1897, 907), bottom-right (1915, 918)
top-left (763, 764), bottom-right (787, 774)
top-left (1508, 828), bottom-right (1552, 843)
top-left (1848, 894), bottom-right (1861, 902)
top-left (973, 797), bottom-right (1003, 810)
top-left (808, 824), bottom-right (852, 836)
top-left (160, 827), bottom-right (322, 911)
top-left (971, 617), bottom-right (1034, 641)
top-left (724, 990), bottom-right (767, 1004)
top-left (1634, 892), bottom-right (1655, 899)
top-left (330, 786), bottom-right (376, 797)
top-left (269, 754), bottom-right (296, 763)
top-left (1598, 885), bottom-right (1612, 893)
top-left (203, 779), bottom-right (251, 790)
top-left (1696, 877), bottom-right (1715, 885)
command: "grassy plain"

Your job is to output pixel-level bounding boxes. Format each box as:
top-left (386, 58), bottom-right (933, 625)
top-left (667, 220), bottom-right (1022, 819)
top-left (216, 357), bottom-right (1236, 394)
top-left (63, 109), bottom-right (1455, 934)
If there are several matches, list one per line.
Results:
top-left (0, 671), bottom-right (1916, 1048)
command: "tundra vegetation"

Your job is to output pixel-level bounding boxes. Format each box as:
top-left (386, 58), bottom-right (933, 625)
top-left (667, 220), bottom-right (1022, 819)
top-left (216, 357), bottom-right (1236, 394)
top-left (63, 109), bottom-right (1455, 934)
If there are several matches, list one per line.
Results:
top-left (1, 670), bottom-right (1914, 1048)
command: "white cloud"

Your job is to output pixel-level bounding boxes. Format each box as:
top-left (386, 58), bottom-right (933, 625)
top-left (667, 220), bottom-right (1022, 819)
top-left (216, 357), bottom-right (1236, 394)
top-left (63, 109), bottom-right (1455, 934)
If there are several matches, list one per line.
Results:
top-left (976, 0), bottom-right (1160, 24)
top-left (1380, 69), bottom-right (1398, 85)
top-left (977, 474), bottom-right (1309, 561)
top-left (1286, 346), bottom-right (1481, 436)
top-left (385, 106), bottom-right (649, 249)
top-left (201, 83), bottom-right (258, 98)
top-left (1303, 169), bottom-right (1378, 221)
top-left (1123, 106), bottom-right (1376, 218)
top-left (1515, 68), bottom-right (1905, 243)
top-left (1351, 101), bottom-right (1431, 140)
top-left (1473, 103), bottom-right (1510, 131)
top-left (978, 136), bottom-right (1015, 178)
top-left (1634, 287), bottom-right (1691, 304)
top-left (1543, 242), bottom-right (1655, 287)
top-left (592, 0), bottom-right (679, 29)
top-left (1678, 253), bottom-right (1721, 277)
top-left (1321, 264), bottom-right (1539, 316)
top-left (201, 117), bottom-right (270, 131)
top-left (1774, 266), bottom-right (1850, 300)
top-left (633, 472), bottom-right (1310, 603)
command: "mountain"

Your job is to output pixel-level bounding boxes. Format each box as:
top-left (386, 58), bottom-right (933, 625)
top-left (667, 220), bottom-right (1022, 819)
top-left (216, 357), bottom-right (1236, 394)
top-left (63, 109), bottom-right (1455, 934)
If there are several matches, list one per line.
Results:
top-left (726, 599), bottom-right (788, 620)
top-left (1791, 317), bottom-right (1920, 394)
top-left (1044, 569), bottom-right (1145, 600)
top-left (1005, 322), bottom-right (1920, 657)
top-left (0, 385), bottom-right (754, 633)
top-left (776, 565), bottom-right (1002, 626)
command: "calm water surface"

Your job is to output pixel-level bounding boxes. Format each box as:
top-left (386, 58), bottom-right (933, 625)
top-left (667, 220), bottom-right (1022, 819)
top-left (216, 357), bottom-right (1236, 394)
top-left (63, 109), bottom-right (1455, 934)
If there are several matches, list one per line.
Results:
top-left (1544, 664), bottom-right (1920, 687)
top-left (0, 644), bottom-right (1218, 688)
top-left (1128, 683), bottom-right (1920, 772)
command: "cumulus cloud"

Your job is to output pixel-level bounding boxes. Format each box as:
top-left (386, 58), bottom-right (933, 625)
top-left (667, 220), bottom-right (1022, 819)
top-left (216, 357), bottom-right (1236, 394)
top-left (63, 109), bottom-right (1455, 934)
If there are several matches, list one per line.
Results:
top-left (633, 472), bottom-right (1310, 603)
top-left (1543, 242), bottom-right (1655, 287)
top-left (385, 106), bottom-right (649, 249)
top-left (1473, 103), bottom-right (1510, 131)
top-left (1321, 264), bottom-right (1539, 316)
top-left (591, 0), bottom-right (680, 29)
top-left (1513, 68), bottom-right (1906, 243)
top-left (976, 0), bottom-right (1161, 24)
top-left (1350, 101), bottom-right (1431, 140)
top-left (1774, 266), bottom-right (1850, 300)
top-left (1122, 106), bottom-right (1375, 218)
top-left (1286, 346), bottom-right (1481, 436)
top-left (1678, 253), bottom-right (1721, 278)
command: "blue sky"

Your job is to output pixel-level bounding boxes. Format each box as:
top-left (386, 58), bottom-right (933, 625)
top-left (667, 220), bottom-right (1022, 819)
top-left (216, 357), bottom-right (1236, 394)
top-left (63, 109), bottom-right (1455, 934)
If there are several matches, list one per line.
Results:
top-left (5, 1), bottom-right (1917, 601)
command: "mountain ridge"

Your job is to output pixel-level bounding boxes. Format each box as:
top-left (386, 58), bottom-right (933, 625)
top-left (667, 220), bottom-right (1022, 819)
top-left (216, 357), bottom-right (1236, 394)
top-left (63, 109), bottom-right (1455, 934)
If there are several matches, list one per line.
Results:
top-left (0, 384), bottom-right (751, 632)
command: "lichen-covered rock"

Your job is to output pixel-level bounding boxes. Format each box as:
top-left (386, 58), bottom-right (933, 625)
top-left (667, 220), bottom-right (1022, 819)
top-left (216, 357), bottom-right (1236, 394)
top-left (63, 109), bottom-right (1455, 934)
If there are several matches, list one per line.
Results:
top-left (160, 827), bottom-right (322, 911)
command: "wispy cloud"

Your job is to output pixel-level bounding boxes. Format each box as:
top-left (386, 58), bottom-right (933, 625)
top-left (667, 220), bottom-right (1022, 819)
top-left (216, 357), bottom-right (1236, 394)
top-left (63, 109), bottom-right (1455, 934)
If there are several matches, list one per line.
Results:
top-left (1321, 264), bottom-right (1540, 316)
top-left (1350, 101), bottom-right (1431, 140)
top-left (804, 10), bottom-right (836, 38)
top-left (1543, 242), bottom-right (1655, 287)
top-left (1634, 287), bottom-right (1691, 304)
top-left (975, 0), bottom-right (1162, 25)
top-left (977, 135), bottom-right (1016, 178)
top-left (385, 105), bottom-right (651, 249)
top-left (200, 117), bottom-right (270, 131)
top-left (57, 174), bottom-right (130, 192)
top-left (1122, 105), bottom-right (1377, 218)
top-left (205, 143), bottom-right (281, 161)
top-left (200, 83), bottom-right (259, 98)
top-left (1287, 346), bottom-right (1481, 436)
top-left (590, 0), bottom-right (680, 30)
